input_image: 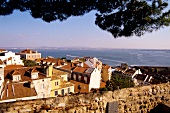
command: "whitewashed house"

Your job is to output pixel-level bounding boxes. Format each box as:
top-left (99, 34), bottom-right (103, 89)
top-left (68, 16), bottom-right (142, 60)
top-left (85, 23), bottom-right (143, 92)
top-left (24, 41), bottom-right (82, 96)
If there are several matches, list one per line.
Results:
top-left (70, 66), bottom-right (101, 93)
top-left (0, 51), bottom-right (24, 66)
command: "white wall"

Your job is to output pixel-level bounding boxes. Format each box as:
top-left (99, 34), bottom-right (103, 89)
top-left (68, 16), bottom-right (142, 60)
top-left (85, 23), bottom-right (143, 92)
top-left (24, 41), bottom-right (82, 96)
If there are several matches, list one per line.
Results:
top-left (0, 68), bottom-right (4, 86)
top-left (32, 78), bottom-right (51, 99)
top-left (0, 51), bottom-right (24, 65)
top-left (89, 68), bottom-right (101, 91)
top-left (132, 69), bottom-right (142, 79)
top-left (0, 96), bottom-right (37, 103)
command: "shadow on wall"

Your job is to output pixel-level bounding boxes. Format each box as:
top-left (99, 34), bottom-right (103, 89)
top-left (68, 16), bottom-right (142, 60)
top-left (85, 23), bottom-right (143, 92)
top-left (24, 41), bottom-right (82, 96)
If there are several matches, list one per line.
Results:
top-left (149, 104), bottom-right (170, 113)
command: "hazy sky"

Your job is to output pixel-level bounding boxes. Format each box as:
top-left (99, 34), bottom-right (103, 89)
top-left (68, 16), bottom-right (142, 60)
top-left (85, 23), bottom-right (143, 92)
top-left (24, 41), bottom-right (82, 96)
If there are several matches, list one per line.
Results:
top-left (0, 9), bottom-right (170, 49)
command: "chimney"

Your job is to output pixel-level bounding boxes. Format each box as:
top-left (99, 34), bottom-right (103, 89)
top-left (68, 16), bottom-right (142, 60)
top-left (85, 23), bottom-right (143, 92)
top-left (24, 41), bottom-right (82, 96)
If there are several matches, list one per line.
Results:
top-left (30, 82), bottom-right (35, 88)
top-left (80, 62), bottom-right (84, 67)
top-left (46, 64), bottom-right (52, 77)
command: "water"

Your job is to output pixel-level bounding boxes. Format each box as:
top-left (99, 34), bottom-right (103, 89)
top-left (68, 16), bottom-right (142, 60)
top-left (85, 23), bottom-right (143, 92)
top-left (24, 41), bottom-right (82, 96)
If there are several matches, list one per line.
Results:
top-left (8, 49), bottom-right (170, 67)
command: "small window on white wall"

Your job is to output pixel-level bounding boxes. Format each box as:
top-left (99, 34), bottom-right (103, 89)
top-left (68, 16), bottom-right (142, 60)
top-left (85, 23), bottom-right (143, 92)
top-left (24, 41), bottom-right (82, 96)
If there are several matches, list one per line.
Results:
top-left (84, 76), bottom-right (87, 83)
top-left (73, 74), bottom-right (76, 80)
top-left (78, 75), bottom-right (81, 81)
top-left (13, 75), bottom-right (21, 82)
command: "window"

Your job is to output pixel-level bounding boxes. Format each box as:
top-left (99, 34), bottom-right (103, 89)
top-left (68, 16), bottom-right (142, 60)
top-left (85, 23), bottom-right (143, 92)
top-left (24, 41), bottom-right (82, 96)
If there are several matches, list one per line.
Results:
top-left (73, 74), bottom-right (76, 80)
top-left (13, 75), bottom-right (21, 82)
top-left (68, 88), bottom-right (70, 94)
top-left (84, 76), bottom-right (87, 83)
top-left (31, 73), bottom-right (38, 79)
top-left (42, 84), bottom-right (45, 89)
top-left (43, 94), bottom-right (45, 98)
top-left (55, 81), bottom-right (58, 86)
top-left (78, 75), bottom-right (81, 81)
top-left (18, 76), bottom-right (20, 81)
top-left (55, 91), bottom-right (58, 96)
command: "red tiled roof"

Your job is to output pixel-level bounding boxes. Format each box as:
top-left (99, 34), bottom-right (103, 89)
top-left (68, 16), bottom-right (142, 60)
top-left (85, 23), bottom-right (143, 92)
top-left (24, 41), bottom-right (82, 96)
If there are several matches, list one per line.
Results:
top-left (35, 58), bottom-right (45, 63)
top-left (100, 81), bottom-right (106, 88)
top-left (0, 49), bottom-right (6, 52)
top-left (73, 67), bottom-right (88, 73)
top-left (11, 70), bottom-right (20, 76)
top-left (31, 68), bottom-right (39, 73)
top-left (4, 67), bottom-right (48, 82)
top-left (102, 64), bottom-right (111, 69)
top-left (59, 63), bottom-right (75, 71)
top-left (43, 58), bottom-right (58, 63)
top-left (1, 83), bottom-right (37, 100)
top-left (20, 49), bottom-right (36, 54)
top-left (5, 65), bottom-right (24, 70)
top-left (83, 63), bottom-right (90, 68)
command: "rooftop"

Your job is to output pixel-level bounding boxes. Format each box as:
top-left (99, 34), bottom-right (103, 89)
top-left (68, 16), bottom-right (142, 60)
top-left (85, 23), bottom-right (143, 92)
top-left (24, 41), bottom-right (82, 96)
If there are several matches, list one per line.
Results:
top-left (1, 82), bottom-right (37, 100)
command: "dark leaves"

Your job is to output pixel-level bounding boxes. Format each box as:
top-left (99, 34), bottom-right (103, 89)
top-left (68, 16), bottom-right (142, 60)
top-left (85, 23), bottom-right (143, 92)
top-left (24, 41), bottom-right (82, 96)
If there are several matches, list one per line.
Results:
top-left (0, 0), bottom-right (170, 38)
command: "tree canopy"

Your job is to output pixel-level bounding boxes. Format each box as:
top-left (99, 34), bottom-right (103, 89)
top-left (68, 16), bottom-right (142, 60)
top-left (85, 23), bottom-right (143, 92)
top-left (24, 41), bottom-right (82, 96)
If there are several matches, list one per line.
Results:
top-left (105, 75), bottom-right (135, 91)
top-left (1, 0), bottom-right (170, 38)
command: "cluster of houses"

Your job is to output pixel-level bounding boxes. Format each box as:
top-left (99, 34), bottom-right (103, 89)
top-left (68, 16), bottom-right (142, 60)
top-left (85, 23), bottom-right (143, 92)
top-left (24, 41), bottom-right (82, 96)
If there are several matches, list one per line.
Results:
top-left (0, 48), bottom-right (169, 103)
top-left (0, 49), bottom-right (112, 103)
top-left (114, 63), bottom-right (170, 86)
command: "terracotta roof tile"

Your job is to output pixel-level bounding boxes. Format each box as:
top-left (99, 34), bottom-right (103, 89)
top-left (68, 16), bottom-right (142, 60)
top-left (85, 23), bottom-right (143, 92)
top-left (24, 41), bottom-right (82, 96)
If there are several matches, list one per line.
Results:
top-left (4, 67), bottom-right (48, 82)
top-left (31, 68), bottom-right (39, 73)
top-left (11, 70), bottom-right (20, 76)
top-left (1, 82), bottom-right (37, 100)
top-left (53, 69), bottom-right (68, 75)
top-left (102, 64), bottom-right (111, 69)
top-left (8, 57), bottom-right (12, 61)
top-left (83, 63), bottom-right (90, 68)
top-left (100, 81), bottom-right (106, 88)
top-left (35, 58), bottom-right (45, 62)
top-left (59, 63), bottom-right (75, 72)
top-left (73, 67), bottom-right (88, 73)
top-left (0, 49), bottom-right (6, 52)
top-left (5, 65), bottom-right (24, 70)
top-left (20, 49), bottom-right (36, 54)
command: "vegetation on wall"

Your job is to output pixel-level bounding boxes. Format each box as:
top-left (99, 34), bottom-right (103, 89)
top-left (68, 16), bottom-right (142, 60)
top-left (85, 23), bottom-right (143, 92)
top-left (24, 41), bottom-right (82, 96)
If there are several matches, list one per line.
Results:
top-left (100, 75), bottom-right (134, 91)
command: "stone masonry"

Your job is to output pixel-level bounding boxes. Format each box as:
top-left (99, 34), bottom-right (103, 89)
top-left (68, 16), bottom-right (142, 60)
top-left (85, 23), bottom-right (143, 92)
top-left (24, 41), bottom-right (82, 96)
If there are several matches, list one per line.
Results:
top-left (0, 83), bottom-right (170, 113)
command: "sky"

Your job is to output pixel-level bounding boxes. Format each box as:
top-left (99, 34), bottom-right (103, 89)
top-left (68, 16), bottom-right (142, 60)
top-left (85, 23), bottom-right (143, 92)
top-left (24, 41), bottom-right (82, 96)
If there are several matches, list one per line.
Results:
top-left (0, 8), bottom-right (170, 49)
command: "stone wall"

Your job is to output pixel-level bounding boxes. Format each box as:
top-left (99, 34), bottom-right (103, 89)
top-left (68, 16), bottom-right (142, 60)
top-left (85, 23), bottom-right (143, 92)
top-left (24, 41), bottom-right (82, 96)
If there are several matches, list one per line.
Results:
top-left (0, 83), bottom-right (170, 113)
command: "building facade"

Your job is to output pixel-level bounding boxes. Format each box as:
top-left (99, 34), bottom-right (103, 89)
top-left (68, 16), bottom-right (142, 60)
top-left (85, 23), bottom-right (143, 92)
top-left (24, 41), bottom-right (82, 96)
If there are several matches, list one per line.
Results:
top-left (0, 51), bottom-right (24, 66)
top-left (17, 49), bottom-right (41, 60)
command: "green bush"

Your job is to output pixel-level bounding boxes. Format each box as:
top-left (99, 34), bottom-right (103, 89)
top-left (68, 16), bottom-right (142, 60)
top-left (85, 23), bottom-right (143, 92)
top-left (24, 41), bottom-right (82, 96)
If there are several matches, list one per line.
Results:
top-left (22, 59), bottom-right (37, 67)
top-left (106, 75), bottom-right (134, 91)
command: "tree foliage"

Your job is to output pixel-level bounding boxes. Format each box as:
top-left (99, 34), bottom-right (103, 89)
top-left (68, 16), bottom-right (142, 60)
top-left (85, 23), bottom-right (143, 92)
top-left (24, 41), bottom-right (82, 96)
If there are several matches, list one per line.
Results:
top-left (0, 0), bottom-right (170, 38)
top-left (105, 75), bottom-right (134, 91)
top-left (22, 59), bottom-right (37, 67)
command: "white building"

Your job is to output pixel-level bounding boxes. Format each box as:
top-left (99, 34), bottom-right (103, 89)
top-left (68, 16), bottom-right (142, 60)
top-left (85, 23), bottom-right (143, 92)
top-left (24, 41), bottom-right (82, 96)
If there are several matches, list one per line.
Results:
top-left (84, 57), bottom-right (102, 71)
top-left (0, 51), bottom-right (24, 66)
top-left (17, 49), bottom-right (41, 60)
top-left (70, 66), bottom-right (101, 93)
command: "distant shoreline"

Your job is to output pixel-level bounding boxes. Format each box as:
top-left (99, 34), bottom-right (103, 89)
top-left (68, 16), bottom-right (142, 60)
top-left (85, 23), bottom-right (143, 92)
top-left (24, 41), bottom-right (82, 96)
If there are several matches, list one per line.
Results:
top-left (1, 47), bottom-right (170, 51)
